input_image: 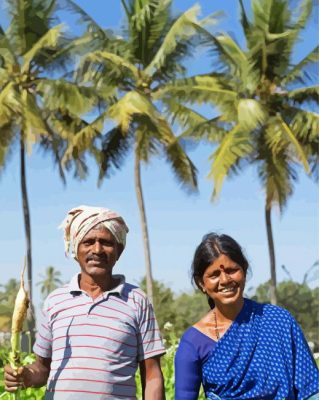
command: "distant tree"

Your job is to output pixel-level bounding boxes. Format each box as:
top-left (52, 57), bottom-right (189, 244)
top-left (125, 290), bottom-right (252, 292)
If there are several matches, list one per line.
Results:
top-left (139, 277), bottom-right (210, 340)
top-left (36, 266), bottom-right (63, 300)
top-left (173, 291), bottom-right (209, 337)
top-left (139, 278), bottom-right (176, 340)
top-left (168, 0), bottom-right (319, 305)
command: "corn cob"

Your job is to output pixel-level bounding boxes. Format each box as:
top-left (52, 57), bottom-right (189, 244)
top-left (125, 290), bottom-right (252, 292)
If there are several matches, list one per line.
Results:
top-left (8, 258), bottom-right (29, 400)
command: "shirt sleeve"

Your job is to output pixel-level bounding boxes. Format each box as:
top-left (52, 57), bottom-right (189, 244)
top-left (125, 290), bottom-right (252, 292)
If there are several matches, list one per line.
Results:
top-left (291, 316), bottom-right (319, 399)
top-left (136, 292), bottom-right (166, 361)
top-left (175, 336), bottom-right (202, 400)
top-left (33, 299), bottom-right (52, 359)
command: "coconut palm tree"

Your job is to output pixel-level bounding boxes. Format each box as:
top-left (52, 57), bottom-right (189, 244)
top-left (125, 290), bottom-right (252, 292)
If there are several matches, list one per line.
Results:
top-left (62, 0), bottom-right (219, 303)
top-left (37, 266), bottom-right (63, 299)
top-left (0, 0), bottom-right (97, 333)
top-left (162, 0), bottom-right (318, 304)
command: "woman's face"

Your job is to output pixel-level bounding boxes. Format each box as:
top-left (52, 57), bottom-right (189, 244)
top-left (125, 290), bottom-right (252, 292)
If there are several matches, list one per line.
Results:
top-left (199, 254), bottom-right (246, 307)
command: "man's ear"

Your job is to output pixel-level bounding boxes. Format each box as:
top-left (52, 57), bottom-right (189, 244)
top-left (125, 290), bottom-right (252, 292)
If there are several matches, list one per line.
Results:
top-left (116, 243), bottom-right (124, 260)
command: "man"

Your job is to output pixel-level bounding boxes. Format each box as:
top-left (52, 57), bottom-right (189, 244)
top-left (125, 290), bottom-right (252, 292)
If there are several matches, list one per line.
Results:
top-left (5, 205), bottom-right (166, 399)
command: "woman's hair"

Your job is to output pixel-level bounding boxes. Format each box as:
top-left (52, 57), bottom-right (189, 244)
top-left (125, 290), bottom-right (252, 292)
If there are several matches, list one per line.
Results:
top-left (191, 233), bottom-right (249, 308)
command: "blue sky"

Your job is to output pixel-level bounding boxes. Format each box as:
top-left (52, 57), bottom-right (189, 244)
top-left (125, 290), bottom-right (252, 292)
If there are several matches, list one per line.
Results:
top-left (0, 0), bottom-right (318, 310)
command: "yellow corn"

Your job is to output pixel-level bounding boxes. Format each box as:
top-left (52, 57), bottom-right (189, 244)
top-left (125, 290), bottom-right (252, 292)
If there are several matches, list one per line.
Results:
top-left (8, 258), bottom-right (29, 400)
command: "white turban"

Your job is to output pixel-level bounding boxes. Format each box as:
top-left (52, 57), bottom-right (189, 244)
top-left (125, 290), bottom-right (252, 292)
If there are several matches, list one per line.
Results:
top-left (60, 205), bottom-right (129, 259)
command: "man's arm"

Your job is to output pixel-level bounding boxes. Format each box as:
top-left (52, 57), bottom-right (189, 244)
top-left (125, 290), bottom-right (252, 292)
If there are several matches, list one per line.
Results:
top-left (139, 356), bottom-right (165, 400)
top-left (4, 355), bottom-right (51, 391)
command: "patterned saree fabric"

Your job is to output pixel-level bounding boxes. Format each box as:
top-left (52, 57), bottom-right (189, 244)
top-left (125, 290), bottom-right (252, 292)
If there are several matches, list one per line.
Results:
top-left (60, 205), bottom-right (129, 259)
top-left (201, 299), bottom-right (319, 399)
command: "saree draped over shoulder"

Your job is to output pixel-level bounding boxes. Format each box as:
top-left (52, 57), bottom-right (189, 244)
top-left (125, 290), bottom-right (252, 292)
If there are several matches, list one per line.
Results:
top-left (202, 299), bottom-right (319, 400)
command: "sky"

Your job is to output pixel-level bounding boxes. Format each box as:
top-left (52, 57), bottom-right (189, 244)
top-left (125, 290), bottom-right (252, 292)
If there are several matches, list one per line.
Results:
top-left (0, 0), bottom-right (318, 312)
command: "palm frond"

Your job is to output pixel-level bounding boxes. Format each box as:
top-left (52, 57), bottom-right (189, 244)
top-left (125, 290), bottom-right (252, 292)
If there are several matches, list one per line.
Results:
top-left (0, 27), bottom-right (17, 66)
top-left (208, 126), bottom-right (254, 199)
top-left (134, 117), bottom-right (162, 162)
top-left (276, 113), bottom-right (310, 173)
top-left (239, 0), bottom-right (251, 38)
top-left (61, 110), bottom-right (107, 163)
top-left (38, 131), bottom-right (67, 185)
top-left (21, 91), bottom-right (48, 149)
top-left (61, 0), bottom-right (107, 39)
top-left (0, 82), bottom-right (22, 125)
top-left (155, 75), bottom-right (237, 106)
top-left (290, 108), bottom-right (319, 142)
top-left (200, 27), bottom-right (248, 75)
top-left (0, 122), bottom-right (16, 174)
top-left (257, 151), bottom-right (295, 211)
top-left (162, 99), bottom-right (207, 128)
top-left (162, 133), bottom-right (198, 193)
top-left (83, 50), bottom-right (140, 81)
top-left (282, 45), bottom-right (319, 85)
top-left (290, 0), bottom-right (314, 44)
top-left (5, 0), bottom-right (57, 54)
top-left (22, 24), bottom-right (63, 73)
top-left (96, 126), bottom-right (132, 184)
top-left (180, 116), bottom-right (227, 143)
top-left (144, 4), bottom-right (201, 76)
top-left (108, 91), bottom-right (159, 133)
top-left (287, 85), bottom-right (319, 104)
top-left (36, 79), bottom-right (98, 115)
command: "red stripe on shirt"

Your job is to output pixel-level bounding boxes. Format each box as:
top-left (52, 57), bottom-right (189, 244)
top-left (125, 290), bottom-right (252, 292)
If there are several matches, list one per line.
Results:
top-left (47, 389), bottom-right (134, 398)
top-left (144, 348), bottom-right (166, 356)
top-left (51, 355), bottom-right (134, 370)
top-left (48, 301), bottom-right (91, 313)
top-left (37, 332), bottom-right (52, 343)
top-left (53, 334), bottom-right (137, 348)
top-left (50, 366), bottom-right (132, 377)
top-left (53, 322), bottom-right (136, 337)
top-left (96, 304), bottom-right (135, 321)
top-left (49, 377), bottom-right (135, 387)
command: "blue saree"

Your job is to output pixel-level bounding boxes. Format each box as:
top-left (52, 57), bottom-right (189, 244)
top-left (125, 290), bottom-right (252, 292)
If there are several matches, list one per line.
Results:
top-left (202, 299), bottom-right (319, 399)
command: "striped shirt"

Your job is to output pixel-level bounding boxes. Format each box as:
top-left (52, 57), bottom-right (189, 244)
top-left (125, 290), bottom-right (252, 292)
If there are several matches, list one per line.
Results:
top-left (34, 274), bottom-right (166, 400)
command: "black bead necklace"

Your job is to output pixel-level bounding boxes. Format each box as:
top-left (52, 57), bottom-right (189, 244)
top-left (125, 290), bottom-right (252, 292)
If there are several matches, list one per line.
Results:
top-left (213, 310), bottom-right (220, 340)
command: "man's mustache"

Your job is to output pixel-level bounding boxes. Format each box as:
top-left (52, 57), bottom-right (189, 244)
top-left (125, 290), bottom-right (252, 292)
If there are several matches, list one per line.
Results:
top-left (87, 254), bottom-right (108, 262)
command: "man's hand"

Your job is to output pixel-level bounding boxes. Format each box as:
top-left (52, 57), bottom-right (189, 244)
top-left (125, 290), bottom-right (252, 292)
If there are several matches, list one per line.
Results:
top-left (4, 356), bottom-right (51, 392)
top-left (4, 365), bottom-right (26, 392)
top-left (140, 356), bottom-right (165, 400)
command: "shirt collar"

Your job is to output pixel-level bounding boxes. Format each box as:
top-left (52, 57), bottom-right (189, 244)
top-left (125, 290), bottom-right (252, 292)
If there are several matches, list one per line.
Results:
top-left (69, 273), bottom-right (126, 298)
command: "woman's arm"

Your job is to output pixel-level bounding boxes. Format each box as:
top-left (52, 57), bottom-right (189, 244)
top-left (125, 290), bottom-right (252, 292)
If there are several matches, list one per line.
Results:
top-left (175, 337), bottom-right (202, 400)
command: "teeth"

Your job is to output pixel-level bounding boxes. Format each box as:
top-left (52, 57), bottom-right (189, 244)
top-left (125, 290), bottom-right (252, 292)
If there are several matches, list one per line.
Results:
top-left (220, 287), bottom-right (235, 293)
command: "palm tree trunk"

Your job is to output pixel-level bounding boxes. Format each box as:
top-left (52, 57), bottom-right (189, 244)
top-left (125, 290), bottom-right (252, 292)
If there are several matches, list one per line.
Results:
top-left (265, 205), bottom-right (277, 305)
top-left (134, 153), bottom-right (154, 304)
top-left (20, 136), bottom-right (35, 342)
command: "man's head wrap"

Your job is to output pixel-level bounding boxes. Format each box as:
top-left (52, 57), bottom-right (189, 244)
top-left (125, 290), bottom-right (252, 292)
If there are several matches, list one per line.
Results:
top-left (60, 205), bottom-right (129, 259)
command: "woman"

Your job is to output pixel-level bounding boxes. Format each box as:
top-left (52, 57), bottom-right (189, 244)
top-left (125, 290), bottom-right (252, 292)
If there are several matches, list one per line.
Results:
top-left (175, 233), bottom-right (319, 400)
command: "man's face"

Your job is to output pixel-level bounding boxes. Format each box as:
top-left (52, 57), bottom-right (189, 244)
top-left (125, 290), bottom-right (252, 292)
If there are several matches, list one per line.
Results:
top-left (77, 226), bottom-right (119, 278)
